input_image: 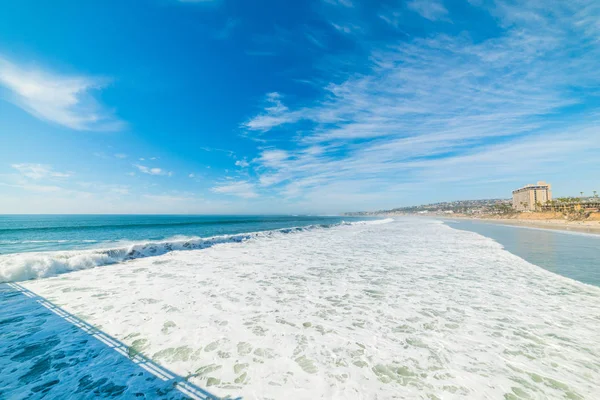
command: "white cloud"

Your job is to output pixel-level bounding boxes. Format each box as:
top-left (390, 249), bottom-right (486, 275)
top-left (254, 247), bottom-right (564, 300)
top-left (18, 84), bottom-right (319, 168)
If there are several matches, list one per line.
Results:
top-left (379, 10), bottom-right (403, 28)
top-left (114, 153), bottom-right (127, 159)
top-left (11, 163), bottom-right (71, 180)
top-left (133, 164), bottom-right (172, 176)
top-left (241, 1), bottom-right (600, 209)
top-left (256, 149), bottom-right (289, 169)
top-left (323, 0), bottom-right (353, 7)
top-left (243, 92), bottom-right (303, 132)
top-left (331, 23), bottom-right (362, 35)
top-left (235, 159), bottom-right (250, 168)
top-left (189, 173), bottom-right (195, 178)
top-left (0, 56), bottom-right (123, 131)
top-left (407, 0), bottom-right (448, 21)
top-left (211, 181), bottom-right (258, 198)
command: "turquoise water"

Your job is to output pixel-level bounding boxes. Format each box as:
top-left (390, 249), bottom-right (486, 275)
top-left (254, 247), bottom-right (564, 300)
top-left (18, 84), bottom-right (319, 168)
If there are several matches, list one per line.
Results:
top-left (447, 219), bottom-right (600, 287)
top-left (0, 215), bottom-right (364, 255)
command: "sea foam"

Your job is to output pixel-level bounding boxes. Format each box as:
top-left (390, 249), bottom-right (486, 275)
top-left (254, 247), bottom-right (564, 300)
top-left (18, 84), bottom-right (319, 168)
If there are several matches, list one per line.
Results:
top-left (0, 218), bottom-right (392, 283)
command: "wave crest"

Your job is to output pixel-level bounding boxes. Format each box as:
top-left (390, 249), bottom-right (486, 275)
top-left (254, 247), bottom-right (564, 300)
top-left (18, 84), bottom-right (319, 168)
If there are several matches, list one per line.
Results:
top-left (0, 218), bottom-right (393, 283)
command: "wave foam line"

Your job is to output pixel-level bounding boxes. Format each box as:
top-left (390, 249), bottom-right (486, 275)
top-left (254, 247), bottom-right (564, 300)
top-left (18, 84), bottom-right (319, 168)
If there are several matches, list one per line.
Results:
top-left (0, 218), bottom-right (393, 283)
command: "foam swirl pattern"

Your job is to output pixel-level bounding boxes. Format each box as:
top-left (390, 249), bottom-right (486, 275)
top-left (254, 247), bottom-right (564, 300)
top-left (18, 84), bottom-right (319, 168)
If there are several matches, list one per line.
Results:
top-left (15, 218), bottom-right (600, 399)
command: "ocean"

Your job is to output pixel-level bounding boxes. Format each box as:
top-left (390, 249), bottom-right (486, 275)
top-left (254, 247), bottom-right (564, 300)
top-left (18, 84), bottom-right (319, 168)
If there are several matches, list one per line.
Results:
top-left (1, 217), bottom-right (599, 399)
top-left (0, 214), bottom-right (370, 254)
top-left (0, 214), bottom-right (371, 282)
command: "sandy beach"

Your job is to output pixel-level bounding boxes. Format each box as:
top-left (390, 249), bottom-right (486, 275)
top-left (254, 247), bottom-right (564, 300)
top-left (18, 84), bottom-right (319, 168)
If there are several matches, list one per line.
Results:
top-left (379, 211), bottom-right (600, 236)
top-left (473, 218), bottom-right (600, 235)
top-left (438, 212), bottom-right (600, 235)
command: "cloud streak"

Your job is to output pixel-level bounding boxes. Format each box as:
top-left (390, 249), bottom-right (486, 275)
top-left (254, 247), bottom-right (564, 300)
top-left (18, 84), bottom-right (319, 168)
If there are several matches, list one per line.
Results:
top-left (133, 164), bottom-right (172, 176)
top-left (243, 92), bottom-right (303, 132)
top-left (407, 0), bottom-right (448, 21)
top-left (211, 181), bottom-right (258, 198)
top-left (241, 0), bottom-right (600, 210)
top-left (11, 164), bottom-right (71, 180)
top-left (0, 57), bottom-right (123, 131)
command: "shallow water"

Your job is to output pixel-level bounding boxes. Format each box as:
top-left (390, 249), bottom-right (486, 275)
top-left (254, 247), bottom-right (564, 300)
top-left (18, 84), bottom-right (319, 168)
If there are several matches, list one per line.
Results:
top-left (447, 219), bottom-right (600, 287)
top-left (6, 218), bottom-right (599, 399)
top-left (0, 283), bottom-right (219, 400)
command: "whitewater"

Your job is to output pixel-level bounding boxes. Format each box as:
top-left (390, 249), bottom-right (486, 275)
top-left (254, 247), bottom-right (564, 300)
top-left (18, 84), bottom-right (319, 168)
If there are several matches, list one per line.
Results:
top-left (1, 218), bottom-right (599, 399)
top-left (0, 220), bottom-right (392, 283)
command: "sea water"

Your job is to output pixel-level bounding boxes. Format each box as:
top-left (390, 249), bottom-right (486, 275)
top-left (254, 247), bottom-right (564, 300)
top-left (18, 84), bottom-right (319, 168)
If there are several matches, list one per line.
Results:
top-left (0, 215), bottom-right (370, 282)
top-left (1, 218), bottom-right (599, 399)
top-left (0, 215), bottom-right (366, 254)
top-left (447, 219), bottom-right (600, 287)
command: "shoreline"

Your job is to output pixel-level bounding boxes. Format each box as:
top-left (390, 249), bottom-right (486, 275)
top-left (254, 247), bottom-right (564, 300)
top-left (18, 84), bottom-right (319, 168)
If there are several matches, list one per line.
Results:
top-left (370, 213), bottom-right (600, 236)
top-left (437, 215), bottom-right (600, 235)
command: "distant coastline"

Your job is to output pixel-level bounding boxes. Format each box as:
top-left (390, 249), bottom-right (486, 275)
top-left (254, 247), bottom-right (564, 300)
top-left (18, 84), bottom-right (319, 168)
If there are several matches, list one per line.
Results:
top-left (344, 198), bottom-right (600, 236)
top-left (368, 212), bottom-right (600, 236)
top-left (440, 213), bottom-right (600, 236)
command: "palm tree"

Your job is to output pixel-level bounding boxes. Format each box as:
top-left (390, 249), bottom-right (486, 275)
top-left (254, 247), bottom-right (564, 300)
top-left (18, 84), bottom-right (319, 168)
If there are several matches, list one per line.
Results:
top-left (594, 190), bottom-right (598, 198)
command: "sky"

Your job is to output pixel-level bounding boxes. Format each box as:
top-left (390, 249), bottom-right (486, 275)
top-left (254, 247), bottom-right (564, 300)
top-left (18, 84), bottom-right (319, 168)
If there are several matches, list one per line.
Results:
top-left (0, 0), bottom-right (599, 214)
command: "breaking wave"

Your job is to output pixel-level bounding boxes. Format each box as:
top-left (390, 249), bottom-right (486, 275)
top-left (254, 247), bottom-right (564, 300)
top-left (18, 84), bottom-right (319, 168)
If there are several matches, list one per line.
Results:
top-left (0, 218), bottom-right (393, 283)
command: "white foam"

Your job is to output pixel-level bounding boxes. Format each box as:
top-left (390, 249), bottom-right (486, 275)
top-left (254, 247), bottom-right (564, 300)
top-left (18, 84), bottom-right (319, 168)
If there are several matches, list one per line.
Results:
top-left (0, 219), bottom-right (392, 283)
top-left (348, 217), bottom-right (395, 225)
top-left (17, 218), bottom-right (600, 399)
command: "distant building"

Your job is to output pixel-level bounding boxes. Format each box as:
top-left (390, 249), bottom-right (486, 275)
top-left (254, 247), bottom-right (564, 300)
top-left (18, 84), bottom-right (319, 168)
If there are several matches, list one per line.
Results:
top-left (512, 181), bottom-right (552, 211)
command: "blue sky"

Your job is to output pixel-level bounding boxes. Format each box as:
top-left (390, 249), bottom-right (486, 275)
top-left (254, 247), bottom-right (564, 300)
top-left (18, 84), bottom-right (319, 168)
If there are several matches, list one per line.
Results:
top-left (0, 0), bottom-right (599, 214)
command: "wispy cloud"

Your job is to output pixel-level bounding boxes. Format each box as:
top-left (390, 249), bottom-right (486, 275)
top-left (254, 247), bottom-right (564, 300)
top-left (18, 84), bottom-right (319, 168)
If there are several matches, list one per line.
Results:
top-left (241, 0), bottom-right (600, 209)
top-left (407, 0), bottom-right (449, 21)
top-left (379, 10), bottom-right (403, 29)
top-left (114, 153), bottom-right (128, 159)
top-left (323, 0), bottom-right (353, 7)
top-left (235, 158), bottom-right (249, 168)
top-left (77, 181), bottom-right (131, 196)
top-left (0, 56), bottom-right (123, 131)
top-left (243, 92), bottom-right (303, 132)
top-left (11, 163), bottom-right (71, 180)
top-left (200, 147), bottom-right (235, 157)
top-left (211, 181), bottom-right (258, 198)
top-left (133, 164), bottom-right (172, 176)
top-left (331, 23), bottom-right (362, 35)
top-left (2, 163), bottom-right (81, 197)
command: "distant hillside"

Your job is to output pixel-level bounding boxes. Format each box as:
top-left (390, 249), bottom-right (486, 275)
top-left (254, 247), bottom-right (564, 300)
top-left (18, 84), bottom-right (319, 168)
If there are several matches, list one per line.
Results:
top-left (345, 199), bottom-right (511, 216)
